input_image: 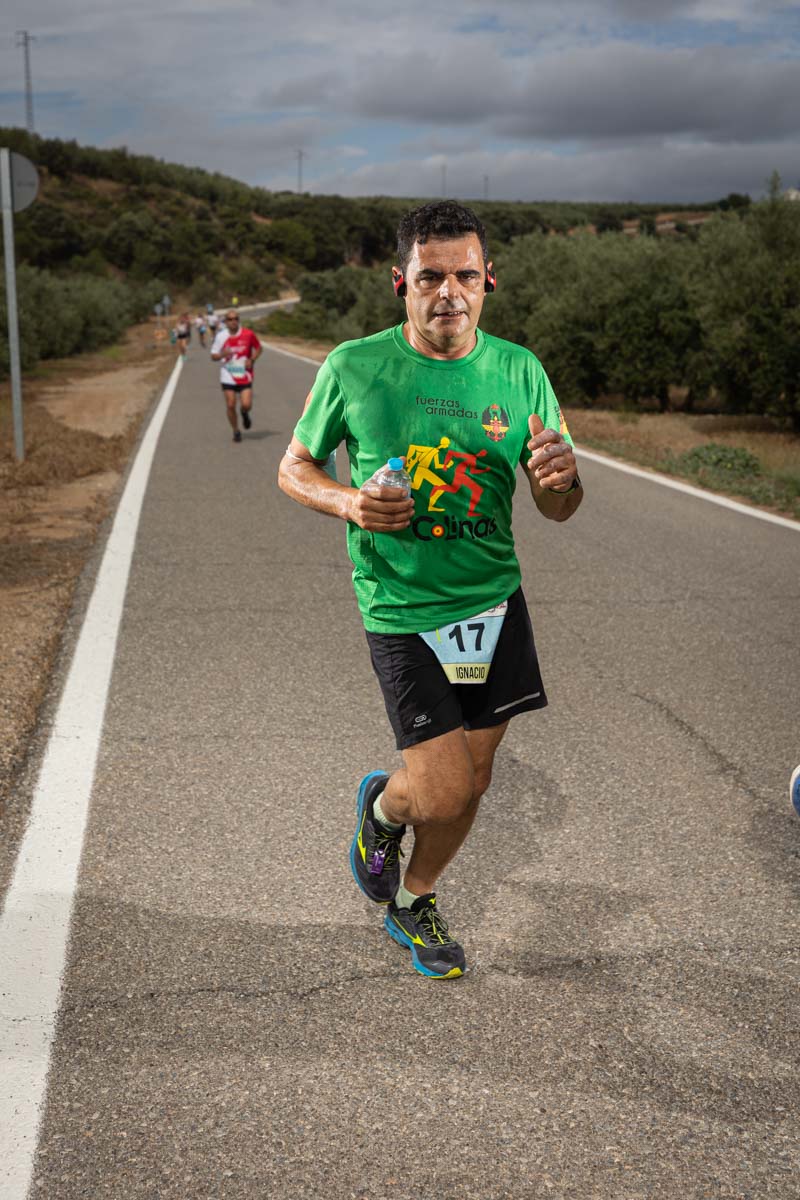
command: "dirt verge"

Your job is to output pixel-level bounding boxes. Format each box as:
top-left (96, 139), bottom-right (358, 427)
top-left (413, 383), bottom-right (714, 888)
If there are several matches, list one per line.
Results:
top-left (0, 324), bottom-right (176, 817)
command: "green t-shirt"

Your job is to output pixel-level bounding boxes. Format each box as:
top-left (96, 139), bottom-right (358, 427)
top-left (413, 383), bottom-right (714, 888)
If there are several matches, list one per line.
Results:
top-left (294, 323), bottom-right (572, 634)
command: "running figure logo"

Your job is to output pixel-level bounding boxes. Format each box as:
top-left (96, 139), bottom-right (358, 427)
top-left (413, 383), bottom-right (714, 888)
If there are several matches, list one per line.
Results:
top-left (482, 404), bottom-right (509, 443)
top-left (406, 438), bottom-right (453, 512)
top-left (406, 439), bottom-right (491, 517)
top-left (430, 449), bottom-right (490, 517)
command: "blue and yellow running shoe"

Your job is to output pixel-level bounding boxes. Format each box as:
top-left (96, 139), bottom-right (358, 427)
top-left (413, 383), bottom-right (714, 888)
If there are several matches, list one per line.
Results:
top-left (791, 765), bottom-right (800, 818)
top-left (350, 771), bottom-right (405, 904)
top-left (384, 893), bottom-right (466, 979)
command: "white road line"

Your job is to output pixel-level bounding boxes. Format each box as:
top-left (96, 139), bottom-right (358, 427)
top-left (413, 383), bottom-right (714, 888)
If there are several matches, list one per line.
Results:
top-left (263, 342), bottom-right (323, 366)
top-left (576, 446), bottom-right (799, 532)
top-left (0, 356), bottom-right (183, 1199)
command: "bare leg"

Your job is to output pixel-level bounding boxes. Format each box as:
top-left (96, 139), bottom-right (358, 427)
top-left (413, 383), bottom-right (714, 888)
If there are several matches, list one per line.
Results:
top-left (240, 386), bottom-right (253, 418)
top-left (381, 722), bottom-right (509, 895)
top-left (224, 390), bottom-right (238, 432)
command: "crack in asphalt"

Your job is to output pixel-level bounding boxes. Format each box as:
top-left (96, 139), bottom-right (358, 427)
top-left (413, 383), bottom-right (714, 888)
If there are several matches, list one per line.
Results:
top-left (632, 691), bottom-right (759, 800)
top-left (22, 938), bottom-right (792, 1022)
top-left (56, 968), bottom-right (399, 1016)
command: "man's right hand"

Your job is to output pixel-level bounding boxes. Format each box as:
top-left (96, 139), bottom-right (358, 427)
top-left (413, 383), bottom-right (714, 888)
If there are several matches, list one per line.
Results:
top-left (348, 486), bottom-right (415, 532)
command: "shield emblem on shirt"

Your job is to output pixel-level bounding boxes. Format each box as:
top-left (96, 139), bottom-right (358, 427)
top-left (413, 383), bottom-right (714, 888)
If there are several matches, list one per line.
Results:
top-left (482, 404), bottom-right (509, 443)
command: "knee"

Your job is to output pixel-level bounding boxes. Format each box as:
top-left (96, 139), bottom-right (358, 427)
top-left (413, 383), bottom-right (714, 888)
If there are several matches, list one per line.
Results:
top-left (410, 769), bottom-right (475, 825)
top-left (472, 763), bottom-right (493, 803)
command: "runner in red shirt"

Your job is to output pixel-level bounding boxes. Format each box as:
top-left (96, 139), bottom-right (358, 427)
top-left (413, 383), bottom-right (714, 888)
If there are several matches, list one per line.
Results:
top-left (210, 309), bottom-right (263, 443)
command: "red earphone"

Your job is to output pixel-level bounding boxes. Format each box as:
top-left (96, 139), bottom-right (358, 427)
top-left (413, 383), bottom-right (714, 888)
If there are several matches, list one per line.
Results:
top-left (392, 268), bottom-right (496, 297)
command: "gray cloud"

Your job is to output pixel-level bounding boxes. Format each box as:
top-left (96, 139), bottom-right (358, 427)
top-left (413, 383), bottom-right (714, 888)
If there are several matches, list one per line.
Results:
top-left (308, 138), bottom-right (800, 203)
top-left (0, 0), bottom-right (797, 203)
top-left (350, 42), bottom-right (800, 142)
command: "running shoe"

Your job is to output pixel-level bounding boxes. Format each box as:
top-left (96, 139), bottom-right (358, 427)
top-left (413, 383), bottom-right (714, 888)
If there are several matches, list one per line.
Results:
top-left (791, 765), bottom-right (800, 818)
top-left (384, 893), bottom-right (465, 979)
top-left (233, 430), bottom-right (242, 443)
top-left (350, 771), bottom-right (404, 904)
top-left (242, 409), bottom-right (252, 430)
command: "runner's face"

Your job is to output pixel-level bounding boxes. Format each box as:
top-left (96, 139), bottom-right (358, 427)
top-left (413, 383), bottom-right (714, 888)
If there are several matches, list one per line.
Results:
top-left (225, 313), bottom-right (240, 332)
top-left (400, 234), bottom-right (487, 357)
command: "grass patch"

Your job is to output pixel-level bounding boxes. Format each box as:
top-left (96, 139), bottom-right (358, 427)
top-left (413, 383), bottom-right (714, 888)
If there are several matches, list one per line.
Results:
top-left (571, 409), bottom-right (800, 520)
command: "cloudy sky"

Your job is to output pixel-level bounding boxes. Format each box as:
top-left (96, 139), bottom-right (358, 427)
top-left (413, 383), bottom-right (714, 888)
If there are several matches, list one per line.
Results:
top-left (1, 0), bottom-right (798, 202)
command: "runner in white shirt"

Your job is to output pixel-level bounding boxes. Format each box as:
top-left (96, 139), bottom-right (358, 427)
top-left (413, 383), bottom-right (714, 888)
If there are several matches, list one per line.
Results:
top-left (210, 309), bottom-right (263, 443)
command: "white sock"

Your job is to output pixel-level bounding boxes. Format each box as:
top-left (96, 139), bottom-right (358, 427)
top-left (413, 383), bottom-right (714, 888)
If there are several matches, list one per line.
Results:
top-left (395, 882), bottom-right (421, 910)
top-left (373, 792), bottom-right (403, 832)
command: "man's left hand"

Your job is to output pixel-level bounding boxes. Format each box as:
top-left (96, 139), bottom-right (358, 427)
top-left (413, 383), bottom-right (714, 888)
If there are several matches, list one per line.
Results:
top-left (527, 414), bottom-right (577, 492)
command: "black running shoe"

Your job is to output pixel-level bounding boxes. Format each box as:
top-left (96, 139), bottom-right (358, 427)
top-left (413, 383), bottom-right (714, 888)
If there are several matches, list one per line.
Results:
top-left (233, 429), bottom-right (242, 443)
top-left (384, 894), bottom-right (466, 979)
top-left (350, 771), bottom-right (404, 904)
top-left (242, 409), bottom-right (252, 430)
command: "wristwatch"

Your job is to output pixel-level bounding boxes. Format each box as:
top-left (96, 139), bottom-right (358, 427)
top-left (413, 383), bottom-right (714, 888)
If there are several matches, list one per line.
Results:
top-left (552, 474), bottom-right (582, 495)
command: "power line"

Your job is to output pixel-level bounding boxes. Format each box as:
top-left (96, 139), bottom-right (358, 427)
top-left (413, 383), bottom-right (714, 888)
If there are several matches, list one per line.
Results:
top-left (15, 31), bottom-right (35, 133)
top-left (297, 148), bottom-right (304, 193)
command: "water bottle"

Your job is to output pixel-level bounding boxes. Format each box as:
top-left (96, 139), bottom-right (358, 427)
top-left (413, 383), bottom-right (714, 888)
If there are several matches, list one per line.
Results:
top-left (362, 457), bottom-right (411, 497)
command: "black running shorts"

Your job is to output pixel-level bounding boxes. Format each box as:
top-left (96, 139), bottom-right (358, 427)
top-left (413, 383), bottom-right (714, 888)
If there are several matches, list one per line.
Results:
top-left (221, 382), bottom-right (252, 393)
top-left (365, 587), bottom-right (548, 750)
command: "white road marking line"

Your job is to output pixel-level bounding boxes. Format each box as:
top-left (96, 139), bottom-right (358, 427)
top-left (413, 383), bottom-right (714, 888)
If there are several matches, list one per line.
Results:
top-left (263, 342), bottom-right (324, 366)
top-left (0, 356), bottom-right (183, 1199)
top-left (576, 446), bottom-right (799, 532)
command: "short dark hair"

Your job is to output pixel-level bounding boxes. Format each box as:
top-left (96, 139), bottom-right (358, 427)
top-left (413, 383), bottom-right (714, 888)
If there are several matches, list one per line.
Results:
top-left (396, 201), bottom-right (488, 272)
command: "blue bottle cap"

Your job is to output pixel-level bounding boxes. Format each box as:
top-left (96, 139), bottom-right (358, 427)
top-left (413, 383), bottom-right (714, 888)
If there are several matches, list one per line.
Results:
top-left (387, 457), bottom-right (404, 471)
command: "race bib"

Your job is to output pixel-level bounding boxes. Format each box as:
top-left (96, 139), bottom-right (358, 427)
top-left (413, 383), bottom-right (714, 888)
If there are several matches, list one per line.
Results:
top-left (419, 601), bottom-right (507, 684)
top-left (228, 357), bottom-right (248, 380)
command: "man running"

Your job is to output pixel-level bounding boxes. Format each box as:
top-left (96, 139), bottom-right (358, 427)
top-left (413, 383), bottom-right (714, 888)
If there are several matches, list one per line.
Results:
top-left (278, 201), bottom-right (582, 979)
top-left (211, 309), bottom-right (263, 443)
top-left (194, 312), bottom-right (207, 347)
top-left (174, 312), bottom-right (191, 359)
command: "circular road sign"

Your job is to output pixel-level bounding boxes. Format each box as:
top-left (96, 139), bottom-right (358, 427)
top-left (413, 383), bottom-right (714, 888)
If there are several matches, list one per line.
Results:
top-left (9, 152), bottom-right (39, 213)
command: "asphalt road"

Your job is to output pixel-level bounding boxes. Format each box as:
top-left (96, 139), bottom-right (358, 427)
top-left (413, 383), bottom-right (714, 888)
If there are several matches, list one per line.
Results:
top-left (5, 338), bottom-right (800, 1199)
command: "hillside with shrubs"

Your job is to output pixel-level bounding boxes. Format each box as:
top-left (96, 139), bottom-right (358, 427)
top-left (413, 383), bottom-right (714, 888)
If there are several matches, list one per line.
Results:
top-left (1, 126), bottom-right (736, 380)
top-left (269, 175), bottom-right (800, 436)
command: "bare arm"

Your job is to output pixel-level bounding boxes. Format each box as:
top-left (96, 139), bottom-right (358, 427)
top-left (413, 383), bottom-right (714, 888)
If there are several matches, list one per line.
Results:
top-left (522, 415), bottom-right (583, 523)
top-left (278, 436), bottom-right (415, 532)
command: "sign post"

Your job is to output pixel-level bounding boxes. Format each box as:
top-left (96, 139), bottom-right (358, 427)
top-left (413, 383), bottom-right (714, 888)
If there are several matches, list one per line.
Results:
top-left (1, 148), bottom-right (39, 462)
top-left (152, 301), bottom-right (167, 344)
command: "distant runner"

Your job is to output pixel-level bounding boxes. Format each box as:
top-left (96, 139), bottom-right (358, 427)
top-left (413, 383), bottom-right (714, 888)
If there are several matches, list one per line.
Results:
top-left (194, 313), bottom-right (207, 348)
top-left (210, 309), bottom-right (263, 443)
top-left (174, 313), bottom-right (191, 359)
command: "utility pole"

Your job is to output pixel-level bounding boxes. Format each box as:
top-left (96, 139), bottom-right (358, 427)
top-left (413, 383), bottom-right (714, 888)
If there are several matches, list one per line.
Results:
top-left (483, 174), bottom-right (489, 202)
top-left (15, 31), bottom-right (35, 134)
top-left (297, 148), bottom-right (304, 193)
top-left (441, 161), bottom-right (447, 198)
